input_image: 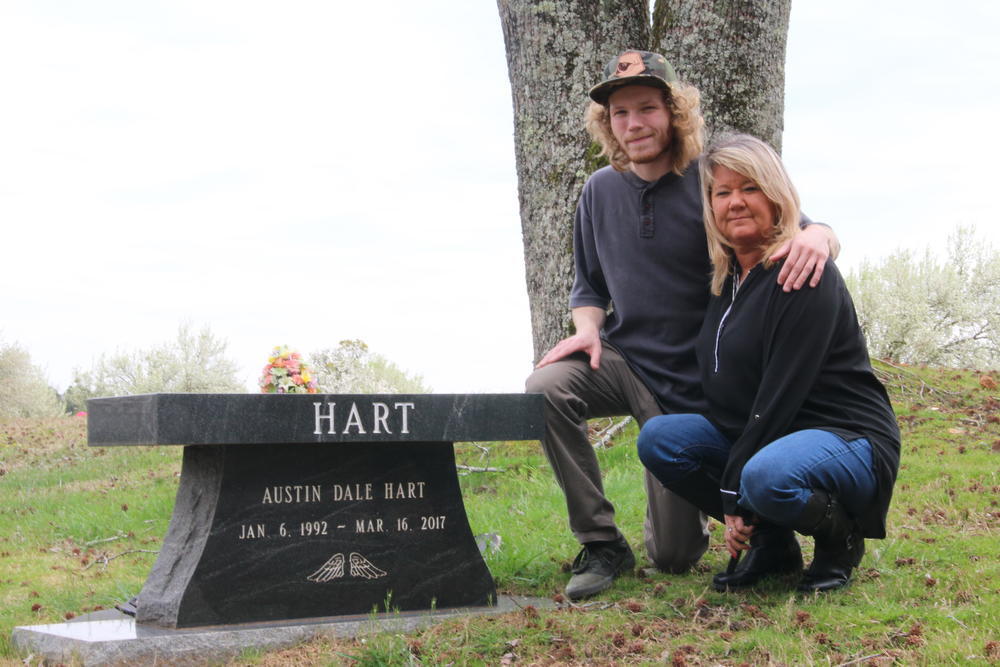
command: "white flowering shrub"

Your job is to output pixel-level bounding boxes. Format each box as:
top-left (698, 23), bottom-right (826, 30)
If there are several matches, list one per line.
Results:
top-left (309, 339), bottom-right (429, 394)
top-left (846, 225), bottom-right (1000, 369)
top-left (65, 324), bottom-right (245, 412)
top-left (0, 340), bottom-right (64, 418)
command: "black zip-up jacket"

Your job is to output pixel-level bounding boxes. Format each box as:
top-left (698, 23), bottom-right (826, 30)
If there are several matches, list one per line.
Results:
top-left (569, 163), bottom-right (817, 415)
top-left (697, 258), bottom-right (900, 538)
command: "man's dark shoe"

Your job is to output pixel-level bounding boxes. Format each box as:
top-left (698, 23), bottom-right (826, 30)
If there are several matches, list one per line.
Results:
top-left (564, 536), bottom-right (635, 600)
top-left (712, 523), bottom-right (802, 591)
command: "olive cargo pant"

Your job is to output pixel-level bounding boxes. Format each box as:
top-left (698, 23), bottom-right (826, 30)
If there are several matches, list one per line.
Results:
top-left (525, 342), bottom-right (709, 572)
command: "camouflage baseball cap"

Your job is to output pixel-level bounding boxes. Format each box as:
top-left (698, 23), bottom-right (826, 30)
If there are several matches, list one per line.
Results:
top-left (589, 50), bottom-right (679, 104)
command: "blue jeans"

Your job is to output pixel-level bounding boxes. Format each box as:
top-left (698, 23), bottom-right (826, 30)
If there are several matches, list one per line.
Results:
top-left (636, 414), bottom-right (877, 525)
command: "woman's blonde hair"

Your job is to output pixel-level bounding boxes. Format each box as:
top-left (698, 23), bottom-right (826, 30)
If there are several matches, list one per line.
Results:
top-left (585, 82), bottom-right (704, 175)
top-left (699, 134), bottom-right (801, 295)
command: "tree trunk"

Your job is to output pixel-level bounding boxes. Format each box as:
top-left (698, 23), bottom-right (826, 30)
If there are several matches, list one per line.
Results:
top-left (498, 0), bottom-right (790, 360)
top-left (652, 0), bottom-right (791, 151)
top-left (497, 0), bottom-right (648, 362)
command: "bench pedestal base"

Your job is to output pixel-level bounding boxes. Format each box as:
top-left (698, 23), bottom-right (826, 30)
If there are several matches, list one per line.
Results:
top-left (137, 442), bottom-right (495, 628)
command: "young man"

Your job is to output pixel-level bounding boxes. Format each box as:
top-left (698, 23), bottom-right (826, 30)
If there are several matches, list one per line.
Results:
top-left (526, 50), bottom-right (838, 600)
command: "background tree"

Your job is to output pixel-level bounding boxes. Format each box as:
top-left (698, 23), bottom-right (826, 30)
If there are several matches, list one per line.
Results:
top-left (497, 0), bottom-right (791, 360)
top-left (847, 225), bottom-right (1000, 369)
top-left (309, 340), bottom-right (430, 394)
top-left (64, 324), bottom-right (244, 412)
top-left (0, 339), bottom-right (64, 418)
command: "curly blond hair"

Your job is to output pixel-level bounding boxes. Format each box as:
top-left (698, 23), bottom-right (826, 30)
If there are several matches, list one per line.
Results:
top-left (585, 82), bottom-right (704, 176)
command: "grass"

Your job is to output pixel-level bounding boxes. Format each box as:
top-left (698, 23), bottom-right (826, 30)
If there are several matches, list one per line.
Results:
top-left (1, 362), bottom-right (998, 665)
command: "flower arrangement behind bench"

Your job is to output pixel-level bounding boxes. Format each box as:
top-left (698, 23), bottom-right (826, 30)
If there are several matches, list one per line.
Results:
top-left (259, 345), bottom-right (319, 394)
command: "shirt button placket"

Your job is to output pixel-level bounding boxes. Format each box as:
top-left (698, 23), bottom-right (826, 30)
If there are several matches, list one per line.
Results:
top-left (640, 189), bottom-right (654, 238)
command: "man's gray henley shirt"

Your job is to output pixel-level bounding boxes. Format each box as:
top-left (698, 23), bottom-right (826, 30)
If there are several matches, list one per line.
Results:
top-left (570, 164), bottom-right (712, 414)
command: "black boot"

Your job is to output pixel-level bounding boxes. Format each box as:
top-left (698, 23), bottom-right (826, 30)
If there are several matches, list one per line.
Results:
top-left (793, 490), bottom-right (864, 592)
top-left (711, 522), bottom-right (803, 591)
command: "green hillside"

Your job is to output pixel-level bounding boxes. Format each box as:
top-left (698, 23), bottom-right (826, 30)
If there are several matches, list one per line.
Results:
top-left (1, 362), bottom-right (997, 665)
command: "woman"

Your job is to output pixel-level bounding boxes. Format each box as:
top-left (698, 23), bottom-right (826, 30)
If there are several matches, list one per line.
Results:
top-left (637, 134), bottom-right (900, 592)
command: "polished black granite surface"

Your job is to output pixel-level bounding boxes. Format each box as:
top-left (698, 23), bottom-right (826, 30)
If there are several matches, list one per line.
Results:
top-left (85, 393), bottom-right (544, 629)
top-left (88, 393), bottom-right (544, 445)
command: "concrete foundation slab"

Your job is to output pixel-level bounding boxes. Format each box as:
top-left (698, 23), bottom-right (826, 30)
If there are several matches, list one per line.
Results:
top-left (13, 595), bottom-right (554, 666)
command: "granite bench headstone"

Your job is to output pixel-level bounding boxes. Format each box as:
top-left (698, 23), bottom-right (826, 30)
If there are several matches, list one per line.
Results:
top-left (87, 393), bottom-right (544, 629)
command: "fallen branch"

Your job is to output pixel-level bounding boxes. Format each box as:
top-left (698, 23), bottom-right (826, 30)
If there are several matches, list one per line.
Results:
top-left (84, 533), bottom-right (126, 546)
top-left (872, 360), bottom-right (962, 398)
top-left (835, 653), bottom-right (887, 667)
top-left (592, 416), bottom-right (633, 449)
top-left (84, 549), bottom-right (159, 571)
top-left (572, 600), bottom-right (615, 611)
top-left (455, 442), bottom-right (499, 475)
top-left (456, 464), bottom-right (505, 473)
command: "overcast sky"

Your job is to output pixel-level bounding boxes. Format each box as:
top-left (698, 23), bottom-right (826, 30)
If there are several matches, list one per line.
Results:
top-left (1, 1), bottom-right (997, 396)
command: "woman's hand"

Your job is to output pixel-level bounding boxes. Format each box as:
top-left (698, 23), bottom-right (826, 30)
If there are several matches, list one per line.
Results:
top-left (724, 514), bottom-right (754, 559)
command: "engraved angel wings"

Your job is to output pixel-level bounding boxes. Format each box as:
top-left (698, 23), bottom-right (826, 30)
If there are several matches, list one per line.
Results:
top-left (307, 552), bottom-right (388, 582)
top-left (349, 552), bottom-right (388, 579)
top-left (307, 553), bottom-right (344, 582)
